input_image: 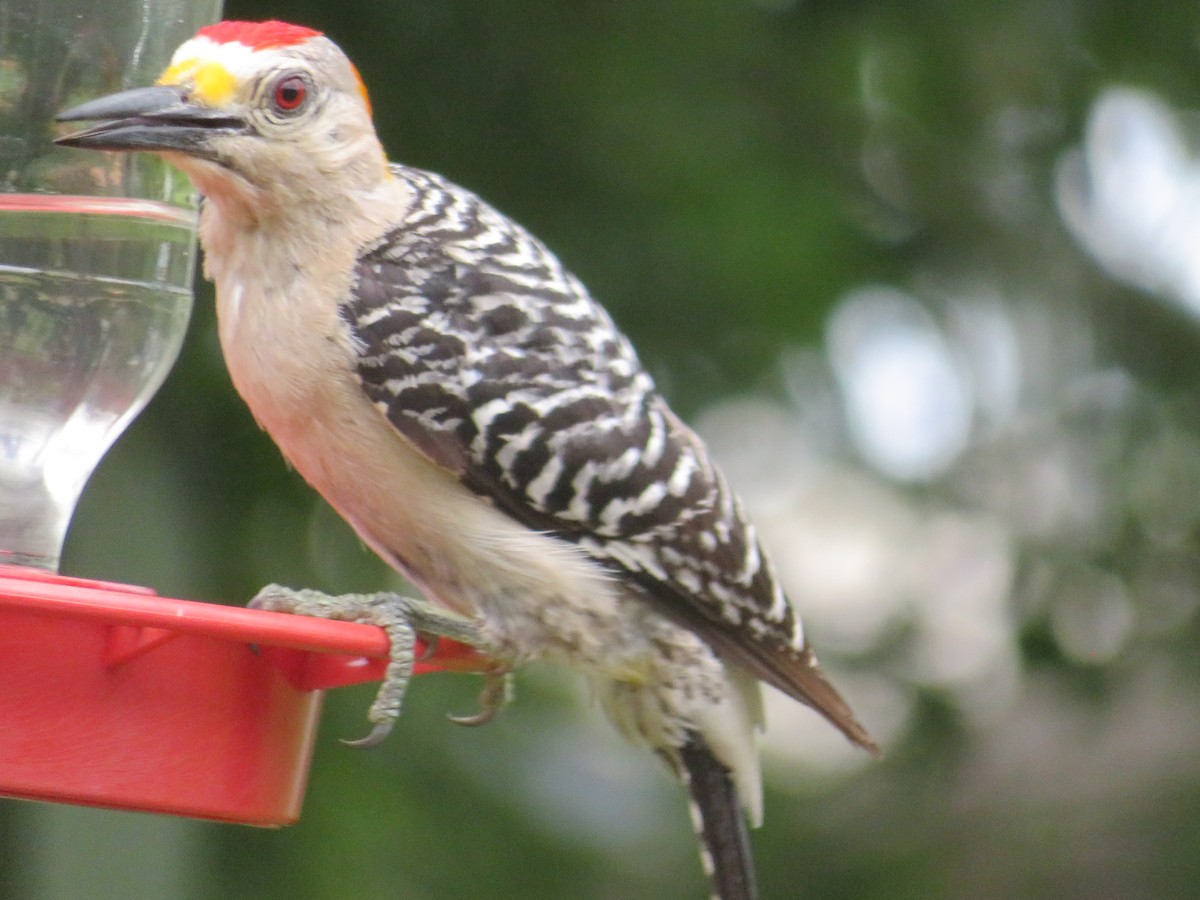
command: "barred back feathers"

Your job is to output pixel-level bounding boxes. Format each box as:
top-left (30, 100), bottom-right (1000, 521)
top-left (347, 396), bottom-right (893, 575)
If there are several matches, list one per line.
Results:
top-left (340, 166), bottom-right (877, 755)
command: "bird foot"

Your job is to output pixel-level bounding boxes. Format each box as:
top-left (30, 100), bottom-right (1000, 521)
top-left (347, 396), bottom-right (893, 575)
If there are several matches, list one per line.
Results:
top-left (250, 584), bottom-right (502, 746)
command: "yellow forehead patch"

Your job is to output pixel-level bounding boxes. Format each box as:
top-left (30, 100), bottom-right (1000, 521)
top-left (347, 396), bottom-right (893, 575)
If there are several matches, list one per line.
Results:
top-left (157, 58), bottom-right (237, 106)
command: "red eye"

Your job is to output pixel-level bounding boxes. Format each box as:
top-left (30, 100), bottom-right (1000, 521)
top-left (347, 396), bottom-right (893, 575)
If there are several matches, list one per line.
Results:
top-left (272, 75), bottom-right (308, 113)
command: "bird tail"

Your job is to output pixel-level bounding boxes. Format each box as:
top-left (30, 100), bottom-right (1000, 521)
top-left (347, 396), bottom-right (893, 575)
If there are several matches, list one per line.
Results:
top-left (678, 733), bottom-right (759, 900)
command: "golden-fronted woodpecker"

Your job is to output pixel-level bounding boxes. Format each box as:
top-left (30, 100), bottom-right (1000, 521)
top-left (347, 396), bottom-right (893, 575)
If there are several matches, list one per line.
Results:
top-left (57, 20), bottom-right (877, 900)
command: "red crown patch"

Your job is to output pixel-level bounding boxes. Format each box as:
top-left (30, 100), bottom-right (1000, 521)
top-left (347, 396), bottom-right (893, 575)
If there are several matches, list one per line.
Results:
top-left (196, 20), bottom-right (322, 50)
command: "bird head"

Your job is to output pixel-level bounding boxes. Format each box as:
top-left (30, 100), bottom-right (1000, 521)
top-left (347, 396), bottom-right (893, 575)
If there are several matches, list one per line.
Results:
top-left (57, 21), bottom-right (389, 224)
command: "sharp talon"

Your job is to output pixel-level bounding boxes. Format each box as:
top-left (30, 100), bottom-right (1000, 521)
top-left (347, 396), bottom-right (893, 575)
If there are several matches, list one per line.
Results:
top-left (417, 633), bottom-right (439, 662)
top-left (340, 721), bottom-right (395, 749)
top-left (448, 707), bottom-right (498, 727)
top-left (448, 668), bottom-right (511, 727)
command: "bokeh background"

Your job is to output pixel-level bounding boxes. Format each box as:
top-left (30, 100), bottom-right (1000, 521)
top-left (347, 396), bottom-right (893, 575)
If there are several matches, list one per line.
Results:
top-left (7, 1), bottom-right (1200, 897)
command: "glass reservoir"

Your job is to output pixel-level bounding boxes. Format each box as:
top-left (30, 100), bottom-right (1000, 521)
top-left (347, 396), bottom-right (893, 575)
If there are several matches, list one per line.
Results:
top-left (0, 2), bottom-right (220, 570)
top-left (0, 195), bottom-right (194, 569)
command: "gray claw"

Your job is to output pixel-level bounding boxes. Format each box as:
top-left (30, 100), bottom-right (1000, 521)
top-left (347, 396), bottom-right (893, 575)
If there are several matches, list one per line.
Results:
top-left (449, 668), bottom-right (513, 727)
top-left (417, 633), bottom-right (440, 662)
top-left (340, 721), bottom-right (396, 750)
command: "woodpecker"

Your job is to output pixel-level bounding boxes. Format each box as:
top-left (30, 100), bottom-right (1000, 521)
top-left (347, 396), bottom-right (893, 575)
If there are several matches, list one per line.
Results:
top-left (57, 20), bottom-right (877, 900)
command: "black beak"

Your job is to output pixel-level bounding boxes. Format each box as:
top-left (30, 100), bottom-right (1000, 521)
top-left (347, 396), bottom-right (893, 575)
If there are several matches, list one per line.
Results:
top-left (55, 85), bottom-right (248, 155)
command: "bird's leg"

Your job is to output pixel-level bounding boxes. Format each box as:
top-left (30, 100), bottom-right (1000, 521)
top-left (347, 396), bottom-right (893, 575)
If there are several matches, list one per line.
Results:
top-left (249, 584), bottom-right (503, 747)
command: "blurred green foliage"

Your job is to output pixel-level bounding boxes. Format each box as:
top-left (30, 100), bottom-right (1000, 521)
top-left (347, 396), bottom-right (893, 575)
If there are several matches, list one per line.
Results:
top-left (7, 1), bottom-right (1200, 898)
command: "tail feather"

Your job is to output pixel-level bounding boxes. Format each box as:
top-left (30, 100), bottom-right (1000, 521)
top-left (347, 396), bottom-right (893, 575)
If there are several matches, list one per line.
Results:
top-left (690, 617), bottom-right (879, 756)
top-left (678, 734), bottom-right (759, 900)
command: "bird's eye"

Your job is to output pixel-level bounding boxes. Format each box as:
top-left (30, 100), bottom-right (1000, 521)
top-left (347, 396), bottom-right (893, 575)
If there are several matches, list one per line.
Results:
top-left (271, 74), bottom-right (309, 114)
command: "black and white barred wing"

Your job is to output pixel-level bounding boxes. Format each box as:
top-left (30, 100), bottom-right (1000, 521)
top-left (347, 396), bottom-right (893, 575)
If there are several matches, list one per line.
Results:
top-left (342, 167), bottom-right (875, 751)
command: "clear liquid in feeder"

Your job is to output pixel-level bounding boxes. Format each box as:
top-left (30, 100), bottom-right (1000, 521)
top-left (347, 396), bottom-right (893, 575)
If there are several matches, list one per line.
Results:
top-left (0, 5), bottom-right (216, 571)
top-left (0, 196), bottom-right (196, 570)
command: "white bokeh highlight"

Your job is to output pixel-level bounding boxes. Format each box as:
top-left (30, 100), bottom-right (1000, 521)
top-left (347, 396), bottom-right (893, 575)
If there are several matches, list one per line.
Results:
top-left (826, 286), bottom-right (972, 481)
top-left (1058, 87), bottom-right (1200, 315)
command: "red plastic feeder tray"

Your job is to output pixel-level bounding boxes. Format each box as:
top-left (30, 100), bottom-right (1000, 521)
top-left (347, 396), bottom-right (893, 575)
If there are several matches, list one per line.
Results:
top-left (0, 565), bottom-right (486, 825)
